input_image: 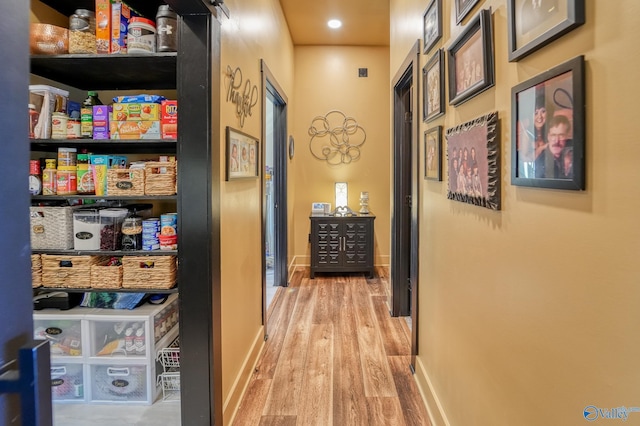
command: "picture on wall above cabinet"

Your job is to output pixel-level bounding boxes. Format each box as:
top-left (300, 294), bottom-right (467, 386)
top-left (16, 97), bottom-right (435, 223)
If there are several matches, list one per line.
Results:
top-left (511, 56), bottom-right (585, 190)
top-left (447, 9), bottom-right (494, 107)
top-left (423, 0), bottom-right (442, 54)
top-left (424, 126), bottom-right (442, 181)
top-left (455, 0), bottom-right (482, 24)
top-left (446, 112), bottom-right (500, 210)
top-left (226, 126), bottom-right (259, 181)
top-left (507, 0), bottom-right (585, 61)
top-left (423, 48), bottom-right (445, 122)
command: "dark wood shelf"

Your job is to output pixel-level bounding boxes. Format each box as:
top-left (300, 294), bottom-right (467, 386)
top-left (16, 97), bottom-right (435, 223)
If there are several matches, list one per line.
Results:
top-left (31, 194), bottom-right (177, 201)
top-left (31, 138), bottom-right (177, 154)
top-left (30, 53), bottom-right (177, 90)
top-left (34, 286), bottom-right (178, 294)
top-left (37, 0), bottom-right (213, 21)
top-left (33, 249), bottom-right (177, 256)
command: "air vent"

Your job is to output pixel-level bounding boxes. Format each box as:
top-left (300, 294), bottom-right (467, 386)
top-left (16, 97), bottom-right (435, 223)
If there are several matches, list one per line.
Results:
top-left (358, 68), bottom-right (368, 78)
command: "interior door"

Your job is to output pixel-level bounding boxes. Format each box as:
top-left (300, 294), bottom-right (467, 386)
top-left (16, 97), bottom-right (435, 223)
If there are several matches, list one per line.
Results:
top-left (261, 60), bottom-right (288, 340)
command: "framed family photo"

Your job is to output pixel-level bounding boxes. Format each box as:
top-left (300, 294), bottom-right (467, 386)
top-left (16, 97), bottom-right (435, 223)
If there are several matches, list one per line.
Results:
top-left (226, 126), bottom-right (259, 181)
top-left (507, 0), bottom-right (585, 62)
top-left (447, 9), bottom-right (494, 107)
top-left (423, 49), bottom-right (444, 122)
top-left (423, 0), bottom-right (442, 54)
top-left (455, 0), bottom-right (481, 24)
top-left (424, 126), bottom-right (443, 181)
top-left (511, 55), bottom-right (584, 190)
top-left (446, 112), bottom-right (500, 210)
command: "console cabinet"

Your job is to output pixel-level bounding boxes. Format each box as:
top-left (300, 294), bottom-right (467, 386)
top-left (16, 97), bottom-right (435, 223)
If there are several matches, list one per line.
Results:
top-left (309, 214), bottom-right (375, 279)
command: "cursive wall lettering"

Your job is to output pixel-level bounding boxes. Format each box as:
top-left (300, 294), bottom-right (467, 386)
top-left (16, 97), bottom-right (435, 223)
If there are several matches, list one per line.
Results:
top-left (225, 65), bottom-right (258, 128)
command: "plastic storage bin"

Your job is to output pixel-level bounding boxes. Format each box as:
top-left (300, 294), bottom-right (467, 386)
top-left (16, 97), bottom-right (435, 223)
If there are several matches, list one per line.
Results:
top-left (34, 318), bottom-right (83, 357)
top-left (73, 209), bottom-right (101, 250)
top-left (99, 208), bottom-right (128, 250)
top-left (90, 364), bottom-right (148, 403)
top-left (28, 84), bottom-right (69, 139)
top-left (51, 363), bottom-right (85, 402)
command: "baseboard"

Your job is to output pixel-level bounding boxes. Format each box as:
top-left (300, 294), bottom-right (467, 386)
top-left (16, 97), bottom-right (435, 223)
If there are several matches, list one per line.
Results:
top-left (224, 327), bottom-right (266, 425)
top-left (413, 356), bottom-right (450, 426)
top-left (288, 254), bottom-right (390, 278)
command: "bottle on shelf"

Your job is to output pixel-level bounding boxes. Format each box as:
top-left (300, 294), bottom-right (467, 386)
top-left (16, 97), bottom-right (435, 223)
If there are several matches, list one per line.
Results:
top-left (80, 91), bottom-right (103, 139)
top-left (42, 159), bottom-right (57, 195)
top-left (28, 104), bottom-right (39, 139)
top-left (29, 160), bottom-right (42, 195)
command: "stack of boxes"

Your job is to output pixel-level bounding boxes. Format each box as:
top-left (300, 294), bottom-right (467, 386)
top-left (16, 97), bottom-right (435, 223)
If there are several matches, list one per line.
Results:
top-left (96, 0), bottom-right (137, 55)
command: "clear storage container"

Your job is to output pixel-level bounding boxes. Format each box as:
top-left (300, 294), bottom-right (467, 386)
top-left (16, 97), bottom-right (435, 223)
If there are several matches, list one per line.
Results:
top-left (73, 209), bottom-right (101, 250)
top-left (69, 9), bottom-right (96, 54)
top-left (99, 208), bottom-right (128, 250)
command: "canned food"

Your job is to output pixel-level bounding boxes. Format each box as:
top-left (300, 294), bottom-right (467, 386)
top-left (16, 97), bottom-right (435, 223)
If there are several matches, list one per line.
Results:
top-left (66, 120), bottom-right (81, 139)
top-left (58, 147), bottom-right (77, 167)
top-left (56, 166), bottom-right (77, 195)
top-left (51, 113), bottom-right (69, 140)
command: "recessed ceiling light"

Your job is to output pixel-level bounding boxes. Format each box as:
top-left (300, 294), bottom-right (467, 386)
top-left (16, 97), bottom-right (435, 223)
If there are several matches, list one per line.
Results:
top-left (327, 19), bottom-right (342, 29)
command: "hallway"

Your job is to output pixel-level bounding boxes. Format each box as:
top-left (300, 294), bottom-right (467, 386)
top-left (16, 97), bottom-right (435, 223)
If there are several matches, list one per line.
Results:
top-left (232, 268), bottom-right (430, 425)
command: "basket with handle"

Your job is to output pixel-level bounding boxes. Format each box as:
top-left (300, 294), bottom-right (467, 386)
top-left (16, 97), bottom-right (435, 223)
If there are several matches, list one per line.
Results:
top-left (41, 254), bottom-right (107, 288)
top-left (31, 254), bottom-right (42, 288)
top-left (107, 168), bottom-right (145, 196)
top-left (144, 162), bottom-right (176, 195)
top-left (90, 257), bottom-right (123, 289)
top-left (122, 255), bottom-right (177, 289)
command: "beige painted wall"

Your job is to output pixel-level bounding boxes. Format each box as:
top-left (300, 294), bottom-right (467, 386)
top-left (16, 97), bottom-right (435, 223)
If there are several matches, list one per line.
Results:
top-left (391, 0), bottom-right (640, 425)
top-left (291, 46), bottom-right (391, 266)
top-left (219, 0), bottom-right (294, 422)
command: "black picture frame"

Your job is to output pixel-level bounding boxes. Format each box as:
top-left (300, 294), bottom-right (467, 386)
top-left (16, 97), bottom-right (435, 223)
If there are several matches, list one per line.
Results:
top-left (511, 55), bottom-right (584, 190)
top-left (226, 126), bottom-right (259, 181)
top-left (455, 0), bottom-right (481, 24)
top-left (507, 0), bottom-right (585, 62)
top-left (423, 0), bottom-right (442, 54)
top-left (423, 48), bottom-right (445, 123)
top-left (446, 112), bottom-right (500, 210)
top-left (447, 9), bottom-right (494, 107)
top-left (424, 126), bottom-right (443, 181)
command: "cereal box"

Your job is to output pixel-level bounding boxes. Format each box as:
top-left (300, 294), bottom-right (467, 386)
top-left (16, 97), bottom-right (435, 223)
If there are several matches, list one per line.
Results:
top-left (161, 100), bottom-right (177, 140)
top-left (112, 103), bottom-right (160, 121)
top-left (95, 0), bottom-right (112, 54)
top-left (111, 1), bottom-right (131, 54)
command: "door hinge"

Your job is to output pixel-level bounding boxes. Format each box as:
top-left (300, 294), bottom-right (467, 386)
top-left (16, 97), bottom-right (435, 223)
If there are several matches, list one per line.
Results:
top-left (405, 195), bottom-right (412, 207)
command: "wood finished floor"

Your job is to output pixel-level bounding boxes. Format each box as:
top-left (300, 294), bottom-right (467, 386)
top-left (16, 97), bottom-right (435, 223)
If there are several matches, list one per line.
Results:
top-left (232, 267), bottom-right (431, 426)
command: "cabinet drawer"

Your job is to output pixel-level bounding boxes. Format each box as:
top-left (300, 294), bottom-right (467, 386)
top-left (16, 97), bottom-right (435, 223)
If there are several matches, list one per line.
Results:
top-left (90, 319), bottom-right (149, 358)
top-left (51, 363), bottom-right (85, 402)
top-left (34, 319), bottom-right (83, 357)
top-left (90, 364), bottom-right (149, 403)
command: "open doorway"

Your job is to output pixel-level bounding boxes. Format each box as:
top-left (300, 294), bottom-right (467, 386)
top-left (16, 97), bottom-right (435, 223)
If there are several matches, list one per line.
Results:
top-left (391, 41), bottom-right (420, 368)
top-left (261, 60), bottom-right (288, 340)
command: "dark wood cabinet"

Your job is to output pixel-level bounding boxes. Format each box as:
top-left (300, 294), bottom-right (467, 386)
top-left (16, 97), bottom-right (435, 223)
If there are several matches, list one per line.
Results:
top-left (310, 213), bottom-right (375, 279)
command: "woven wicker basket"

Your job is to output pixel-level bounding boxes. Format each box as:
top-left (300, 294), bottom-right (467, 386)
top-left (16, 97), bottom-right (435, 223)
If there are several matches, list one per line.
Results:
top-left (122, 256), bottom-right (177, 289)
top-left (41, 254), bottom-right (106, 288)
top-left (30, 206), bottom-right (74, 250)
top-left (90, 258), bottom-right (123, 289)
top-left (144, 162), bottom-right (176, 196)
top-left (107, 168), bottom-right (145, 196)
top-left (31, 254), bottom-right (42, 288)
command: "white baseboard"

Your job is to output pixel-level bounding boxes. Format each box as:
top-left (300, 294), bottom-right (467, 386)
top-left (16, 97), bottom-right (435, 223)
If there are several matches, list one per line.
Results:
top-left (413, 356), bottom-right (450, 426)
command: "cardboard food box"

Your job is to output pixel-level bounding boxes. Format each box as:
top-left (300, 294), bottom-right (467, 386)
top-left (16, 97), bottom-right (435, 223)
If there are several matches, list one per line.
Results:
top-left (161, 100), bottom-right (177, 139)
top-left (112, 103), bottom-right (160, 121)
top-left (92, 105), bottom-right (111, 139)
top-left (95, 0), bottom-right (112, 54)
top-left (111, 1), bottom-right (132, 54)
top-left (110, 121), bottom-right (161, 139)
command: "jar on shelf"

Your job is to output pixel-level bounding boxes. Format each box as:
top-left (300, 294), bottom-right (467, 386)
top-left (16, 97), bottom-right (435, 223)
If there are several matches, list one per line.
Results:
top-left (128, 17), bottom-right (156, 54)
top-left (42, 159), bottom-right (57, 195)
top-left (29, 160), bottom-right (42, 196)
top-left (121, 216), bottom-right (143, 251)
top-left (69, 9), bottom-right (96, 54)
top-left (28, 104), bottom-right (39, 139)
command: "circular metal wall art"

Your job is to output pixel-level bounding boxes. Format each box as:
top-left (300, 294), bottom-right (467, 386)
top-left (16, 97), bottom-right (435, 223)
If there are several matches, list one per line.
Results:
top-left (308, 110), bottom-right (366, 165)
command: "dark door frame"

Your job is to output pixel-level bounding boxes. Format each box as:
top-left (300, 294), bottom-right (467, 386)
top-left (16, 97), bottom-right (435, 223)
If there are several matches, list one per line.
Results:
top-left (391, 41), bottom-right (421, 366)
top-left (261, 60), bottom-right (288, 339)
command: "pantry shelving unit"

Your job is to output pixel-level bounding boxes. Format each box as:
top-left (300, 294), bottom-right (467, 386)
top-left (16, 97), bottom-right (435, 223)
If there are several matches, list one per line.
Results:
top-left (30, 0), bottom-right (221, 422)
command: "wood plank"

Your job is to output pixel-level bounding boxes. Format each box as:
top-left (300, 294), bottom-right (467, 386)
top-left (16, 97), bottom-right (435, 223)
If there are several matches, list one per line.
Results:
top-left (232, 378), bottom-right (272, 426)
top-left (366, 397), bottom-right (407, 426)
top-left (351, 275), bottom-right (398, 398)
top-left (258, 415), bottom-right (297, 426)
top-left (298, 323), bottom-right (334, 425)
top-left (262, 280), bottom-right (316, 416)
top-left (312, 276), bottom-right (334, 324)
top-left (372, 295), bottom-right (411, 356)
top-left (333, 281), bottom-right (370, 425)
top-left (256, 271), bottom-right (303, 380)
top-left (389, 356), bottom-right (432, 426)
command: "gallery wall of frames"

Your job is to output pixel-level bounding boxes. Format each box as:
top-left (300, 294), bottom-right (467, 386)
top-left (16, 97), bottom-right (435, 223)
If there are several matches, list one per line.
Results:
top-left (421, 0), bottom-right (585, 210)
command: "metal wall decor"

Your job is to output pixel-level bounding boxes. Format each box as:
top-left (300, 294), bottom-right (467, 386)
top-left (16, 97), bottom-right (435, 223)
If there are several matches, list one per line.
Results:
top-left (224, 65), bottom-right (258, 128)
top-left (308, 110), bottom-right (366, 165)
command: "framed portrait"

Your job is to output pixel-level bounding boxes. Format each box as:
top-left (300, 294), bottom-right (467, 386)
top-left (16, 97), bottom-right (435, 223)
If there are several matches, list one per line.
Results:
top-left (226, 126), bottom-right (259, 181)
top-left (446, 112), bottom-right (500, 210)
top-left (511, 55), bottom-right (584, 190)
top-left (447, 9), bottom-right (494, 107)
top-left (424, 126), bottom-right (443, 181)
top-left (423, 0), bottom-right (442, 54)
top-left (423, 49), bottom-right (445, 123)
top-left (507, 0), bottom-right (585, 62)
top-left (455, 0), bottom-right (481, 24)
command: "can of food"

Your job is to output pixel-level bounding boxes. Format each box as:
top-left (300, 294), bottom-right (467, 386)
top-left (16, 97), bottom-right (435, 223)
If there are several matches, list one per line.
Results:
top-left (51, 113), bottom-right (69, 140)
top-left (142, 242), bottom-right (160, 251)
top-left (58, 147), bottom-right (77, 167)
top-left (56, 166), bottom-right (77, 195)
top-left (127, 17), bottom-right (156, 54)
top-left (160, 213), bottom-right (177, 235)
top-left (66, 119), bottom-right (81, 139)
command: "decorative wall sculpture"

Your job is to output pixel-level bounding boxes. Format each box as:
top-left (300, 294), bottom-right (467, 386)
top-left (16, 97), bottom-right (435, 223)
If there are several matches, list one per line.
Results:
top-left (308, 110), bottom-right (366, 165)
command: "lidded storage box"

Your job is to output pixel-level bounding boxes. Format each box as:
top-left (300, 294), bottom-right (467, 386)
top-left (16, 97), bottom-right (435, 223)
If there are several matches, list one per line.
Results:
top-left (30, 206), bottom-right (75, 250)
top-left (73, 208), bottom-right (101, 250)
top-left (99, 208), bottom-right (128, 250)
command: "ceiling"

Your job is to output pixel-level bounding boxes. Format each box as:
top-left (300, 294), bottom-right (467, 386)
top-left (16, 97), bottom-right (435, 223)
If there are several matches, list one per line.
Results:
top-left (278, 0), bottom-right (390, 46)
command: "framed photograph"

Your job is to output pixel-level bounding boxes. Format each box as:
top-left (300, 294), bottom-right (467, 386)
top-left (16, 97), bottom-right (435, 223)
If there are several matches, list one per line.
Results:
top-left (226, 126), bottom-right (259, 181)
top-left (423, 0), bottom-right (442, 54)
top-left (446, 112), bottom-right (500, 210)
top-left (455, 0), bottom-right (481, 24)
top-left (447, 9), bottom-right (494, 107)
top-left (424, 126), bottom-right (443, 181)
top-left (423, 49), bottom-right (445, 123)
top-left (507, 0), bottom-right (585, 62)
top-left (511, 55), bottom-right (584, 190)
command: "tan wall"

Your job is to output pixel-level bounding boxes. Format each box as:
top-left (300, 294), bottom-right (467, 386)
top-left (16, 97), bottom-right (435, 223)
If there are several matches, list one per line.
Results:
top-left (219, 0), bottom-right (294, 423)
top-left (291, 46), bottom-right (391, 266)
top-left (391, 0), bottom-right (640, 425)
